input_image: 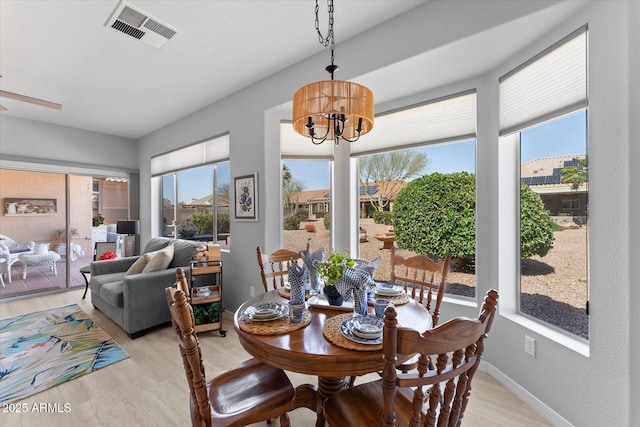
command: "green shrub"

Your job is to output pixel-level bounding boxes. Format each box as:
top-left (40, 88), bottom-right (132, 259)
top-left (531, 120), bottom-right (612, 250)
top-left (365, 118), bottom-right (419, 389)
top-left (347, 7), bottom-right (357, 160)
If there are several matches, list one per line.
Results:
top-left (373, 211), bottom-right (385, 224)
top-left (372, 210), bottom-right (393, 225)
top-left (217, 212), bottom-right (230, 234)
top-left (187, 211), bottom-right (230, 235)
top-left (520, 183), bottom-right (555, 258)
top-left (324, 213), bottom-right (331, 231)
top-left (295, 207), bottom-right (309, 220)
top-left (382, 212), bottom-right (393, 225)
top-left (550, 220), bottom-right (565, 232)
top-left (190, 211), bottom-right (213, 234)
top-left (393, 172), bottom-right (476, 259)
top-left (393, 172), bottom-right (555, 260)
top-left (283, 215), bottom-right (301, 230)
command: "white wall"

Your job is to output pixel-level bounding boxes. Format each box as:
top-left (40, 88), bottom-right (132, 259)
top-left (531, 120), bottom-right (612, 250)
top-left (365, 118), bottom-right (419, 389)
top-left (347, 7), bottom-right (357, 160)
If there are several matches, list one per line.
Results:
top-left (628, 1), bottom-right (640, 425)
top-left (0, 115), bottom-right (137, 171)
top-left (4, 1), bottom-right (636, 425)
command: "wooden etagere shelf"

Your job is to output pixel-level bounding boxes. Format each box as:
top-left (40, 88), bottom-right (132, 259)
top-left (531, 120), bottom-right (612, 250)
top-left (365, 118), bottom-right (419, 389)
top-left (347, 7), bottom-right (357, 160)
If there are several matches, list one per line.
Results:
top-left (189, 259), bottom-right (225, 336)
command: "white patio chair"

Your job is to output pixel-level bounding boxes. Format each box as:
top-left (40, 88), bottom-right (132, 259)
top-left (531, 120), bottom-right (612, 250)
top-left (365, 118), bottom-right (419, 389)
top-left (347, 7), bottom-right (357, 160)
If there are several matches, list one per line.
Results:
top-left (0, 234), bottom-right (35, 284)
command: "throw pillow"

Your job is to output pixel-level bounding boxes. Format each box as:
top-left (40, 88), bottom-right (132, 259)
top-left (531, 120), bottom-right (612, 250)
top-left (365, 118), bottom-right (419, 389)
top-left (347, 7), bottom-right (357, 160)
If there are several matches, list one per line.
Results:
top-left (142, 243), bottom-right (175, 273)
top-left (125, 253), bottom-right (152, 276)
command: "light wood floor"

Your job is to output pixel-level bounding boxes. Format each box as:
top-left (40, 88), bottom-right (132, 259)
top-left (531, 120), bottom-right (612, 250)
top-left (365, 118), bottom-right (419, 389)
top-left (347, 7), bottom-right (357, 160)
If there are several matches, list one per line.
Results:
top-left (0, 289), bottom-right (551, 426)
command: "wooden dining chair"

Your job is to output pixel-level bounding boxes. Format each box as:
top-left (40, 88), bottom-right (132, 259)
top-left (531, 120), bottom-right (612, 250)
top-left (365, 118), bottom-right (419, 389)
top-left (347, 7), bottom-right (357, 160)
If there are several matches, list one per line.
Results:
top-left (324, 289), bottom-right (499, 427)
top-left (390, 247), bottom-right (451, 327)
top-left (256, 246), bottom-right (305, 292)
top-left (165, 282), bottom-right (296, 427)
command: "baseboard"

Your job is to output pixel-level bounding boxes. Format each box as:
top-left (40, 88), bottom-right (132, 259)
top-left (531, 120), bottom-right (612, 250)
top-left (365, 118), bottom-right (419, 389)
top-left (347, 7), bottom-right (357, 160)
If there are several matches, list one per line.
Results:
top-left (478, 361), bottom-right (573, 427)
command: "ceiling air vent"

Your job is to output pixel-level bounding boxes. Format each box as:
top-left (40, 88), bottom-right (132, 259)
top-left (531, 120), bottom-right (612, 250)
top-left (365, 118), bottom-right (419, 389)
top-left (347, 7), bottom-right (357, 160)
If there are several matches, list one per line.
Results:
top-left (106, 1), bottom-right (178, 49)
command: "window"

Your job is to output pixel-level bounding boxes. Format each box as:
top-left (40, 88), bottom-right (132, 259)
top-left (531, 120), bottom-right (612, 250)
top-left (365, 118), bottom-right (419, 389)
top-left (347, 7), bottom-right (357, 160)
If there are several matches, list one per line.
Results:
top-left (280, 122), bottom-right (333, 253)
top-left (353, 91), bottom-right (477, 297)
top-left (281, 159), bottom-right (331, 253)
top-left (356, 141), bottom-right (476, 297)
top-left (160, 163), bottom-right (229, 245)
top-left (519, 111), bottom-right (588, 339)
top-left (500, 27), bottom-right (588, 340)
top-left (153, 134), bottom-right (230, 246)
top-left (281, 92), bottom-right (477, 296)
top-left (561, 198), bottom-right (580, 212)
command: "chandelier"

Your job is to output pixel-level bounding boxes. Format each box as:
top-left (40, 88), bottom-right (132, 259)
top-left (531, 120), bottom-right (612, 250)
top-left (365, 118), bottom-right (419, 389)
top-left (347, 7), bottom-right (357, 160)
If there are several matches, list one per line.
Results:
top-left (292, 0), bottom-right (374, 145)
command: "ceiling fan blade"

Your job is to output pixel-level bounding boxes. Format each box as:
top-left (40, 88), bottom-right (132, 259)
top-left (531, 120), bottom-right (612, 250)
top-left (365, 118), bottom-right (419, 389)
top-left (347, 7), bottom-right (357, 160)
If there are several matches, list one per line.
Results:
top-left (0, 90), bottom-right (62, 110)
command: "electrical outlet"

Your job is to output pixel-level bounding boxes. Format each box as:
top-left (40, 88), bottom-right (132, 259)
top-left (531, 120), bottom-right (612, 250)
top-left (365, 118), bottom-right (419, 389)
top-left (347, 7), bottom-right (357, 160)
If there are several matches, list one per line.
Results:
top-left (525, 335), bottom-right (536, 357)
top-left (249, 286), bottom-right (255, 298)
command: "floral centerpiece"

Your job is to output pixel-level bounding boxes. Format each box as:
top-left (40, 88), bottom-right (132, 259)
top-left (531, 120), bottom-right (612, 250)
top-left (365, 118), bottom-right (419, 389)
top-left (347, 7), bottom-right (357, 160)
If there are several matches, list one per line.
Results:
top-left (317, 250), bottom-right (355, 286)
top-left (318, 250), bottom-right (381, 314)
top-left (316, 250), bottom-right (355, 306)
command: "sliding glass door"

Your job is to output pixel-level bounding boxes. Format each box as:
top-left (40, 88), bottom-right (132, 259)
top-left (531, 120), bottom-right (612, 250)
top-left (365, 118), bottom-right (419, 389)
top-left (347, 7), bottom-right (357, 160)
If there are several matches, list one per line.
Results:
top-left (0, 168), bottom-right (130, 299)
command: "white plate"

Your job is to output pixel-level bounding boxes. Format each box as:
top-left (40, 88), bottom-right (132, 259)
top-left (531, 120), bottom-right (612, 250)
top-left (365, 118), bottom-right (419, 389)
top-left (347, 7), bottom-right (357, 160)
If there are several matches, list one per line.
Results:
top-left (243, 302), bottom-right (289, 321)
top-left (340, 316), bottom-right (384, 345)
top-left (351, 328), bottom-right (381, 340)
top-left (375, 283), bottom-right (403, 296)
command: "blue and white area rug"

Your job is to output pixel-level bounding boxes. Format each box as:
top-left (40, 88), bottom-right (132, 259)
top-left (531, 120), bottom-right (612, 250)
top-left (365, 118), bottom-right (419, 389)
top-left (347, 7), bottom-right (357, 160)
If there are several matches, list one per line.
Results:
top-left (0, 304), bottom-right (129, 403)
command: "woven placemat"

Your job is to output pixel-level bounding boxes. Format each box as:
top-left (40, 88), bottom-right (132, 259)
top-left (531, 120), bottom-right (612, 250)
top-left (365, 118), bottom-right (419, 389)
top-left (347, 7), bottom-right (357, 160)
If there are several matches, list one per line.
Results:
top-left (238, 310), bottom-right (311, 335)
top-left (276, 287), bottom-right (312, 301)
top-left (322, 313), bottom-right (382, 352)
top-left (371, 291), bottom-right (410, 306)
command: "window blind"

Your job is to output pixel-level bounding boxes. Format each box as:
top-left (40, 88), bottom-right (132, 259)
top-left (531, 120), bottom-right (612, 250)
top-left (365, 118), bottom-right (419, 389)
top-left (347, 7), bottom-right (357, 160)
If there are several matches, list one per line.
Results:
top-left (280, 121), bottom-right (334, 160)
top-left (151, 133), bottom-right (230, 176)
top-left (350, 90), bottom-right (477, 156)
top-left (499, 26), bottom-right (587, 136)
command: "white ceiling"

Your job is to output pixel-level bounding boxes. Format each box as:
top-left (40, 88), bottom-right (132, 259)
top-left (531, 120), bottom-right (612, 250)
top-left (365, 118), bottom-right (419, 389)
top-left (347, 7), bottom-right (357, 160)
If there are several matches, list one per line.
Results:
top-left (0, 0), bottom-right (590, 140)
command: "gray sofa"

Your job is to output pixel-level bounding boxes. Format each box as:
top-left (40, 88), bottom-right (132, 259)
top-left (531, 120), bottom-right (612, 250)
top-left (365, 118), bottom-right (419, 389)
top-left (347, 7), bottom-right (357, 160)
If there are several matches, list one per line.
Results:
top-left (90, 237), bottom-right (197, 338)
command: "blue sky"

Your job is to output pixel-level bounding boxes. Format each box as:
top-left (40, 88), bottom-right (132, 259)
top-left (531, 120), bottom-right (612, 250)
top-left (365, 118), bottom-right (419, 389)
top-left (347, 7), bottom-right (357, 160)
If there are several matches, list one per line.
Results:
top-left (521, 110), bottom-right (587, 163)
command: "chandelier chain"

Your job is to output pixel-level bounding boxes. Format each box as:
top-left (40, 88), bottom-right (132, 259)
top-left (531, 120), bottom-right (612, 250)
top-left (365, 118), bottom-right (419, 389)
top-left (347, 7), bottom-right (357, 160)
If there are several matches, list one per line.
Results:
top-left (315, 0), bottom-right (335, 65)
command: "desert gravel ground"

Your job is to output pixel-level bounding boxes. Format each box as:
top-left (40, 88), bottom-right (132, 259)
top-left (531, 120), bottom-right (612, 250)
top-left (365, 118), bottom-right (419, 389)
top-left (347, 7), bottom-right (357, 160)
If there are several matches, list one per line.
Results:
top-left (285, 218), bottom-right (589, 339)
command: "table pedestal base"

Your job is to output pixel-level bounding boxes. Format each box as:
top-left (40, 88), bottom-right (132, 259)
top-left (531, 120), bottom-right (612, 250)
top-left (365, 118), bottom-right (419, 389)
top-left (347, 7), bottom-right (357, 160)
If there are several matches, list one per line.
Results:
top-left (315, 376), bottom-right (346, 426)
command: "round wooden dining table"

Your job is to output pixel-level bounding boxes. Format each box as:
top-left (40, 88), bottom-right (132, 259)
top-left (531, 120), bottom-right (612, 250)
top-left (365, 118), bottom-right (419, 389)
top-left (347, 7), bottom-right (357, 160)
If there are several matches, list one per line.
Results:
top-left (234, 289), bottom-right (432, 426)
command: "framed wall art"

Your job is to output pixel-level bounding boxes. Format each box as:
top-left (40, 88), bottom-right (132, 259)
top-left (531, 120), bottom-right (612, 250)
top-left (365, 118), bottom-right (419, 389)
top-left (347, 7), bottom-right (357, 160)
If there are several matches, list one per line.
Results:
top-left (233, 173), bottom-right (258, 221)
top-left (4, 198), bottom-right (57, 216)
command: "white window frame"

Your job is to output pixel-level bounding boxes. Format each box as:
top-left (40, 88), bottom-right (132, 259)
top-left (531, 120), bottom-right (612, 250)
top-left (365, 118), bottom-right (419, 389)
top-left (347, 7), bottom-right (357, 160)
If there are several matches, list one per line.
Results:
top-left (498, 26), bottom-right (589, 355)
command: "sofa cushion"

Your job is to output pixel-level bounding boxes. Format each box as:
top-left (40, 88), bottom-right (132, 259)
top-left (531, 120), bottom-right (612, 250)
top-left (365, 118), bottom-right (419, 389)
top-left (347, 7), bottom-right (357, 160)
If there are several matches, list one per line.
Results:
top-left (142, 237), bottom-right (172, 254)
top-left (91, 272), bottom-right (127, 297)
top-left (9, 248), bottom-right (30, 254)
top-left (169, 239), bottom-right (197, 268)
top-left (125, 253), bottom-right (152, 276)
top-left (101, 281), bottom-right (124, 307)
top-left (142, 243), bottom-right (174, 273)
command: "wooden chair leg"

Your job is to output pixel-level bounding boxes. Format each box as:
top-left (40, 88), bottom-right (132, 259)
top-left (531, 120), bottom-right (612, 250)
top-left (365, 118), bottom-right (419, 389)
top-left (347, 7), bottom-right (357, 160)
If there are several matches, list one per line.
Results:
top-left (347, 375), bottom-right (357, 388)
top-left (279, 413), bottom-right (291, 427)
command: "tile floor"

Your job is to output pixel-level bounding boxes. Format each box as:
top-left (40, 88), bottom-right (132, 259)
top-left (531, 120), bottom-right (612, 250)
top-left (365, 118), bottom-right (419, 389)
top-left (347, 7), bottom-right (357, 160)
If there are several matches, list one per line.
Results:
top-left (0, 254), bottom-right (90, 299)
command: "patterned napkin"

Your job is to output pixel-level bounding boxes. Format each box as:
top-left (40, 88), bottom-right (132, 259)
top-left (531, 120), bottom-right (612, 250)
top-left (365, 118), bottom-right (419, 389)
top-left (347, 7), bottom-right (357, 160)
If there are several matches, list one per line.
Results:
top-left (334, 263), bottom-right (377, 316)
top-left (354, 256), bottom-right (381, 277)
top-left (300, 247), bottom-right (325, 293)
top-left (287, 261), bottom-right (308, 303)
